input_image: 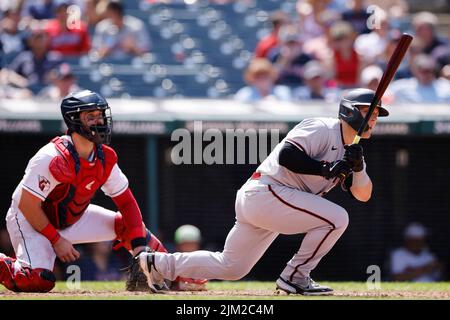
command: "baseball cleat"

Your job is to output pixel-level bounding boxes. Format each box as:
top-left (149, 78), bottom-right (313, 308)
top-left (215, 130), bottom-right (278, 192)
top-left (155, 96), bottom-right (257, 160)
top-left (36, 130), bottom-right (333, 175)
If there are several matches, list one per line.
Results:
top-left (137, 252), bottom-right (168, 293)
top-left (276, 277), bottom-right (334, 296)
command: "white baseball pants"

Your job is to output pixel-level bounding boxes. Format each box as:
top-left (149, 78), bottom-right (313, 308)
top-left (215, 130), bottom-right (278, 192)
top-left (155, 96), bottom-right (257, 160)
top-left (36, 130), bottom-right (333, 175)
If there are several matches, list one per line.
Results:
top-left (5, 204), bottom-right (118, 270)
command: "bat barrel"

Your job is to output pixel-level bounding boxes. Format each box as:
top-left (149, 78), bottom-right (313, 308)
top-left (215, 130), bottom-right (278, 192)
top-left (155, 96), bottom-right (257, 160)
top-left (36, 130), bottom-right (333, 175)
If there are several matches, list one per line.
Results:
top-left (356, 33), bottom-right (413, 138)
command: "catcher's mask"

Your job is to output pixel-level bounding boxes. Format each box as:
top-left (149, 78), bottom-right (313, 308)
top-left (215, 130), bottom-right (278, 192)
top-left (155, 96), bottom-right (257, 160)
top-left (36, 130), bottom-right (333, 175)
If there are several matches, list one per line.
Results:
top-left (60, 90), bottom-right (113, 145)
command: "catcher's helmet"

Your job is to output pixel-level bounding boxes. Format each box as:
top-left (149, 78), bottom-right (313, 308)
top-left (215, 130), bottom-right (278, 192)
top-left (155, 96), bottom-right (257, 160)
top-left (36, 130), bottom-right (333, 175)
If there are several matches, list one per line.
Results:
top-left (60, 90), bottom-right (112, 145)
top-left (338, 88), bottom-right (389, 132)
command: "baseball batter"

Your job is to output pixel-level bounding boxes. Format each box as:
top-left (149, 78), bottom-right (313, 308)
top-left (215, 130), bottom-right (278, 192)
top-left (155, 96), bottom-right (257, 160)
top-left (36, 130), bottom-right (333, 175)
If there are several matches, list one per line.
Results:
top-left (137, 88), bottom-right (389, 295)
top-left (0, 90), bottom-right (188, 292)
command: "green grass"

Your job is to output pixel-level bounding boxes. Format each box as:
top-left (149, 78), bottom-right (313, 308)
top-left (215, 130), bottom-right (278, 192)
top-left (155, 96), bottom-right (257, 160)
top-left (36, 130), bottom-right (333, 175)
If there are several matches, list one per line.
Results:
top-left (0, 281), bottom-right (449, 300)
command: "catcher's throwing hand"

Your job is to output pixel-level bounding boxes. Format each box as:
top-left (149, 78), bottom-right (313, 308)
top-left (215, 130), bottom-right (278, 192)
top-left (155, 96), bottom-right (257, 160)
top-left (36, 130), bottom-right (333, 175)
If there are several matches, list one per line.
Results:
top-left (53, 237), bottom-right (80, 263)
top-left (344, 144), bottom-right (364, 172)
top-left (321, 160), bottom-right (352, 180)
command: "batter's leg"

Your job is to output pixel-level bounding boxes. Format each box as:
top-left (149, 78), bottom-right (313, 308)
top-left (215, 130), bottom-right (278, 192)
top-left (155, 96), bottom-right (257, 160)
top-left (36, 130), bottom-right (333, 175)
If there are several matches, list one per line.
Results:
top-left (262, 185), bottom-right (349, 281)
top-left (230, 181), bottom-right (348, 283)
top-left (153, 220), bottom-right (278, 281)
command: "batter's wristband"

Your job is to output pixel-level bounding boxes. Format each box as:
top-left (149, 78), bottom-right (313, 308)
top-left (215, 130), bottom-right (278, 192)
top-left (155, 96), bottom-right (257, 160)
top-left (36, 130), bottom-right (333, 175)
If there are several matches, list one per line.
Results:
top-left (352, 164), bottom-right (370, 187)
top-left (40, 223), bottom-right (61, 245)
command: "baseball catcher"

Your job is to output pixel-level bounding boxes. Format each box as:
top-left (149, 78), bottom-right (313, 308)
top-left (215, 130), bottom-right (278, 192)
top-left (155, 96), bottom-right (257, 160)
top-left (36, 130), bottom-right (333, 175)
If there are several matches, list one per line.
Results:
top-left (0, 90), bottom-right (204, 292)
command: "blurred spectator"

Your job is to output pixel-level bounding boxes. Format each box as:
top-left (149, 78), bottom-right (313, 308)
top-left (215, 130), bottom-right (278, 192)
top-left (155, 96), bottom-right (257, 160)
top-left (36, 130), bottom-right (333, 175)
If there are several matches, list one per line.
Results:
top-left (412, 12), bottom-right (450, 77)
top-left (235, 58), bottom-right (291, 102)
top-left (174, 224), bottom-right (202, 253)
top-left (366, 0), bottom-right (408, 21)
top-left (354, 8), bottom-right (390, 65)
top-left (0, 68), bottom-right (33, 98)
top-left (327, 20), bottom-right (361, 88)
top-left (72, 241), bottom-right (124, 281)
top-left (360, 64), bottom-right (382, 91)
top-left (432, 43), bottom-right (450, 72)
top-left (37, 62), bottom-right (80, 99)
top-left (91, 1), bottom-right (151, 60)
top-left (44, 2), bottom-right (91, 56)
top-left (21, 0), bottom-right (86, 21)
top-left (293, 59), bottom-right (338, 101)
top-left (269, 24), bottom-right (313, 87)
top-left (442, 64), bottom-right (450, 81)
top-left (0, 7), bottom-right (25, 54)
top-left (390, 223), bottom-right (443, 282)
top-left (302, 9), bottom-right (339, 63)
top-left (85, 0), bottom-right (109, 26)
top-left (412, 12), bottom-right (446, 56)
top-left (341, 0), bottom-right (370, 35)
top-left (359, 63), bottom-right (396, 103)
top-left (391, 34), bottom-right (424, 80)
top-left (254, 10), bottom-right (289, 59)
top-left (171, 225), bottom-right (207, 291)
top-left (21, 0), bottom-right (57, 20)
top-left (327, 0), bottom-right (348, 13)
top-left (430, 26), bottom-right (450, 70)
top-left (390, 54), bottom-right (450, 103)
top-left (7, 28), bottom-right (62, 87)
top-left (297, 0), bottom-right (339, 42)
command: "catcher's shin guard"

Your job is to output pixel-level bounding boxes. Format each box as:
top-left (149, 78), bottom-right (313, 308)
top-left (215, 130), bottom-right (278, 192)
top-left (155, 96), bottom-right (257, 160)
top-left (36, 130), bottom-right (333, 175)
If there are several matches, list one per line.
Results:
top-left (0, 254), bottom-right (55, 292)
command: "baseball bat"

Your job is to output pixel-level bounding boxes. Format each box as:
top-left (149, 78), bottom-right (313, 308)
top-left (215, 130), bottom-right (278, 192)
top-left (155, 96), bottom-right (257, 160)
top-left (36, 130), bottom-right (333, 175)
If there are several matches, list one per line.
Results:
top-left (352, 33), bottom-right (413, 144)
top-left (336, 33), bottom-right (413, 183)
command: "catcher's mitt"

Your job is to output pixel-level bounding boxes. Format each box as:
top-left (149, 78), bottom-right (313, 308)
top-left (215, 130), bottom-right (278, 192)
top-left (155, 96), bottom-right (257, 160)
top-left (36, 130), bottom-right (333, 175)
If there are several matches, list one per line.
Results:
top-left (123, 247), bottom-right (152, 292)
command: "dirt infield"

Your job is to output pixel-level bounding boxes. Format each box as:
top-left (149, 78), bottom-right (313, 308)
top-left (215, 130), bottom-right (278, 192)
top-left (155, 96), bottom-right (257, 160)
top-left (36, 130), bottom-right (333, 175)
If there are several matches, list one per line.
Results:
top-left (1, 289), bottom-right (449, 299)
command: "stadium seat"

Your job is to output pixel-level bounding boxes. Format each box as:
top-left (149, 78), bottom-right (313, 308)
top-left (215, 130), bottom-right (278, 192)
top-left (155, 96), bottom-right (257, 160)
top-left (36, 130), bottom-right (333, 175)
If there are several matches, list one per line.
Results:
top-left (52, 0), bottom-right (309, 98)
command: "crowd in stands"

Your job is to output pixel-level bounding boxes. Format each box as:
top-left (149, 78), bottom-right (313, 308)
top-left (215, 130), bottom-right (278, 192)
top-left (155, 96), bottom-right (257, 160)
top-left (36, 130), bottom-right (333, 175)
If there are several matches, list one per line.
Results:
top-left (243, 1), bottom-right (449, 103)
top-left (0, 0), bottom-right (449, 102)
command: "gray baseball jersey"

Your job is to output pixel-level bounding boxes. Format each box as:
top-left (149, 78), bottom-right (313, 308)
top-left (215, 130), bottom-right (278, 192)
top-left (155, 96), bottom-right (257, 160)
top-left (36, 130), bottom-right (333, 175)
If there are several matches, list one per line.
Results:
top-left (257, 117), bottom-right (346, 195)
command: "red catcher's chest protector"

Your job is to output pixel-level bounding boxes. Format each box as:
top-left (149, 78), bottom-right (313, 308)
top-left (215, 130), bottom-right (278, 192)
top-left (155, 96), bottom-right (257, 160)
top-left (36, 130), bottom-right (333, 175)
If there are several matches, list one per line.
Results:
top-left (42, 137), bottom-right (117, 229)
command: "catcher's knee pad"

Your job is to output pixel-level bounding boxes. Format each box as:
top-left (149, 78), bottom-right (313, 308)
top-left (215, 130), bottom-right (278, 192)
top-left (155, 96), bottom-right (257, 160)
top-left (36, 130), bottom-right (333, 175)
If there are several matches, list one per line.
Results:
top-left (0, 256), bottom-right (55, 292)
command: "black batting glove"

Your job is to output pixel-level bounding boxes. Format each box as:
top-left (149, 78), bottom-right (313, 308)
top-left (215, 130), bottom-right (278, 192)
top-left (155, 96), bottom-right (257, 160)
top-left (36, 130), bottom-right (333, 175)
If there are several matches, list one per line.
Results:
top-left (343, 144), bottom-right (364, 172)
top-left (321, 160), bottom-right (352, 180)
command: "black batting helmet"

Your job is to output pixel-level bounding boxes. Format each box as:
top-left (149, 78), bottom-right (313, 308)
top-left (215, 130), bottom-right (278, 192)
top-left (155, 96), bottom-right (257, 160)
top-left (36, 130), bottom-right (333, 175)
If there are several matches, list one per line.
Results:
top-left (338, 88), bottom-right (389, 132)
top-left (60, 90), bottom-right (112, 145)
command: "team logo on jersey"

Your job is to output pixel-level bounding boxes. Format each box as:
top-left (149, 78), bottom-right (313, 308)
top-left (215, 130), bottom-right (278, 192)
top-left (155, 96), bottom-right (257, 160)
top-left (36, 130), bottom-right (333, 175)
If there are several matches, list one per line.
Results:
top-left (85, 180), bottom-right (95, 190)
top-left (38, 175), bottom-right (50, 192)
top-left (331, 146), bottom-right (338, 151)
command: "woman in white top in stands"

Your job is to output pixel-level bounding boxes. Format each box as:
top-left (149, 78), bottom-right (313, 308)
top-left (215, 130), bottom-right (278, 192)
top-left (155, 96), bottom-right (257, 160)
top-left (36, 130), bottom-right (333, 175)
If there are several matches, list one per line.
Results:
top-left (234, 58), bottom-right (291, 103)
